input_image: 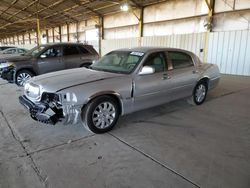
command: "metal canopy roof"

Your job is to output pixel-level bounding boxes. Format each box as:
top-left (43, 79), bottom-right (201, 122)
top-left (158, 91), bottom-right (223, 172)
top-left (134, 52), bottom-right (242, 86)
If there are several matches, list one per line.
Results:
top-left (0, 0), bottom-right (167, 39)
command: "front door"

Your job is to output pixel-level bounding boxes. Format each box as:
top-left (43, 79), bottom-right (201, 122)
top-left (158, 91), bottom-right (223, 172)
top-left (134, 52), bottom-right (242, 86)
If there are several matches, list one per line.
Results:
top-left (37, 46), bottom-right (64, 74)
top-left (133, 52), bottom-right (172, 112)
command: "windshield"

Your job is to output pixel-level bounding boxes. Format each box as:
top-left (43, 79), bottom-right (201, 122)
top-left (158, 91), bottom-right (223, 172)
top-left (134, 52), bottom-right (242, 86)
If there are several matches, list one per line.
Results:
top-left (25, 45), bottom-right (47, 56)
top-left (91, 51), bottom-right (144, 74)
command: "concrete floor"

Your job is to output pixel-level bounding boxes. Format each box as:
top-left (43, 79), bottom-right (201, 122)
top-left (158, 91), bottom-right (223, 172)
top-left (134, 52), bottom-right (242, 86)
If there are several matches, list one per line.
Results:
top-left (0, 75), bottom-right (250, 188)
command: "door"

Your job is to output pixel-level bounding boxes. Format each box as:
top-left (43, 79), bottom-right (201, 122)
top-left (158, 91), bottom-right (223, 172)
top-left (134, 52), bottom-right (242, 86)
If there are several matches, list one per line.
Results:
top-left (166, 51), bottom-right (199, 100)
top-left (37, 46), bottom-right (64, 74)
top-left (77, 45), bottom-right (96, 67)
top-left (62, 45), bottom-right (83, 69)
top-left (133, 52), bottom-right (172, 112)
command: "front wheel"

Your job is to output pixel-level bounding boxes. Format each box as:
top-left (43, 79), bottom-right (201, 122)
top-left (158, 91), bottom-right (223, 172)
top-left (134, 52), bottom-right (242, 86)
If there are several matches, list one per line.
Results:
top-left (16, 70), bottom-right (34, 86)
top-left (82, 96), bottom-right (120, 134)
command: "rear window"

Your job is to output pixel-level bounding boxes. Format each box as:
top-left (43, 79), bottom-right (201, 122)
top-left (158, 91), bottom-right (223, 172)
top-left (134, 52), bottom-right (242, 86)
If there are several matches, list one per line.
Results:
top-left (78, 46), bottom-right (89, 54)
top-left (168, 51), bottom-right (193, 69)
top-left (18, 49), bottom-right (26, 53)
top-left (83, 45), bottom-right (98, 55)
top-left (63, 46), bottom-right (80, 56)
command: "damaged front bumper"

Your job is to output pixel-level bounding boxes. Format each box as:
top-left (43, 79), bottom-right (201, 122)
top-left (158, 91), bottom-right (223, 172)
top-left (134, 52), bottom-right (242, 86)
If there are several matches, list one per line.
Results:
top-left (19, 95), bottom-right (81, 125)
top-left (1, 66), bottom-right (15, 83)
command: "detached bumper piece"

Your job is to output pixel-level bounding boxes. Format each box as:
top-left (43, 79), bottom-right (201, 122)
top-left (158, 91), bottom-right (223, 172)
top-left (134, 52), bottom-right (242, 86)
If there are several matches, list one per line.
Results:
top-left (19, 95), bottom-right (64, 125)
top-left (1, 66), bottom-right (15, 83)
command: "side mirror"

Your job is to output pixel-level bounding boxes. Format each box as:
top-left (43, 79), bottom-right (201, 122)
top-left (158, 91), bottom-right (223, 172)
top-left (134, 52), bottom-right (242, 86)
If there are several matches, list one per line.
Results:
top-left (40, 54), bottom-right (47, 58)
top-left (139, 66), bottom-right (155, 75)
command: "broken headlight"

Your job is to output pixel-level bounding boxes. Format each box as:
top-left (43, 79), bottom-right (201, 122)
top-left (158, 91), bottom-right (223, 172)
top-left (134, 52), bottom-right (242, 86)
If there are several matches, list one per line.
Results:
top-left (24, 82), bottom-right (41, 100)
top-left (41, 92), bottom-right (60, 104)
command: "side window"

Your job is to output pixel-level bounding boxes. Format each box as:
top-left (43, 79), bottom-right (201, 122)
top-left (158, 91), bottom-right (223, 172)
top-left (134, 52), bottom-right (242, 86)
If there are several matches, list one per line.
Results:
top-left (42, 46), bottom-right (61, 58)
top-left (5, 49), bottom-right (15, 54)
top-left (63, 46), bottom-right (80, 56)
top-left (18, 49), bottom-right (26, 53)
top-left (144, 52), bottom-right (166, 73)
top-left (168, 52), bottom-right (193, 69)
top-left (78, 46), bottom-right (90, 54)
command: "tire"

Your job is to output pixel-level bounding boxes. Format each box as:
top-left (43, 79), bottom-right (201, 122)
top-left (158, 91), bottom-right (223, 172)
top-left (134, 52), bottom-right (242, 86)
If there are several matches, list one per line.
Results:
top-left (190, 81), bottom-right (208, 105)
top-left (16, 70), bottom-right (34, 86)
top-left (80, 63), bottom-right (92, 68)
top-left (82, 96), bottom-right (120, 134)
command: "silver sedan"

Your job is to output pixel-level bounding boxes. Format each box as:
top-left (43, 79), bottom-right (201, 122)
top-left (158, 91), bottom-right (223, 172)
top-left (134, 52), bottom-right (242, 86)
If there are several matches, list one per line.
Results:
top-left (19, 47), bottom-right (220, 133)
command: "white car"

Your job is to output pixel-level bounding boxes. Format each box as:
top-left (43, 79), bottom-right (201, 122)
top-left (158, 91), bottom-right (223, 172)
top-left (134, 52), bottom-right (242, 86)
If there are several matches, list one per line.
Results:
top-left (19, 47), bottom-right (220, 134)
top-left (0, 47), bottom-right (28, 59)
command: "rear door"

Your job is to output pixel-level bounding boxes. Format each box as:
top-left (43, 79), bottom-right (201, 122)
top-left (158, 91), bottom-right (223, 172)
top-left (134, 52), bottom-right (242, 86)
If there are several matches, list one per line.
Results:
top-left (166, 51), bottom-right (199, 100)
top-left (62, 45), bottom-right (83, 69)
top-left (37, 45), bottom-right (64, 74)
top-left (77, 45), bottom-right (98, 67)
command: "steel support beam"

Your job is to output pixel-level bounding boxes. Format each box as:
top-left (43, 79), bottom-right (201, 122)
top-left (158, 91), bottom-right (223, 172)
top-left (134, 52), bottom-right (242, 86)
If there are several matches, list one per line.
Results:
top-left (59, 26), bottom-right (62, 42)
top-left (131, 7), bottom-right (144, 41)
top-left (138, 8), bottom-right (144, 38)
top-left (67, 24), bottom-right (70, 42)
top-left (203, 0), bottom-right (215, 63)
top-left (52, 28), bottom-right (55, 43)
top-left (46, 29), bottom-right (49, 43)
top-left (22, 34), bottom-right (25, 45)
top-left (28, 32), bottom-right (31, 44)
top-left (17, 35), bottom-right (19, 45)
top-left (36, 18), bottom-right (41, 46)
top-left (98, 16), bottom-right (104, 55)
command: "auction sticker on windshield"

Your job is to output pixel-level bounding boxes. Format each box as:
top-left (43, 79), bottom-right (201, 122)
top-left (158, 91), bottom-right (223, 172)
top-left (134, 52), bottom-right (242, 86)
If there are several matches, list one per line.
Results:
top-left (130, 52), bottom-right (144, 56)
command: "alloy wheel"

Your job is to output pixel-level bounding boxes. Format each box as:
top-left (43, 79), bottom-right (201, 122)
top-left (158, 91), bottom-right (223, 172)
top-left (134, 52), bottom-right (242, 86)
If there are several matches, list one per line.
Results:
top-left (92, 102), bottom-right (116, 129)
top-left (17, 72), bottom-right (31, 86)
top-left (195, 84), bottom-right (206, 103)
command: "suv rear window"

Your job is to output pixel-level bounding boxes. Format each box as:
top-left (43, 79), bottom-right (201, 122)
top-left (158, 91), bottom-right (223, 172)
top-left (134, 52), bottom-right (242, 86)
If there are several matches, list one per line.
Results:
top-left (83, 45), bottom-right (98, 55)
top-left (78, 46), bottom-right (89, 54)
top-left (63, 46), bottom-right (80, 56)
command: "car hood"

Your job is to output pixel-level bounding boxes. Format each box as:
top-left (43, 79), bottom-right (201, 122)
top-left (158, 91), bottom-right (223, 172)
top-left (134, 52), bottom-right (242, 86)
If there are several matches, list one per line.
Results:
top-left (29, 68), bottom-right (123, 92)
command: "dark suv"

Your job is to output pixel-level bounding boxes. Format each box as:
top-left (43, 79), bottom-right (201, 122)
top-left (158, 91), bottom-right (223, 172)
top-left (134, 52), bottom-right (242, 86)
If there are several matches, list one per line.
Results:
top-left (0, 43), bottom-right (99, 86)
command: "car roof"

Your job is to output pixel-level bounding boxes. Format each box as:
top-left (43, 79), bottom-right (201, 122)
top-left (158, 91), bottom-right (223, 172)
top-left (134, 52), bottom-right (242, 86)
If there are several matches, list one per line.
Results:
top-left (2, 47), bottom-right (28, 51)
top-left (44, 42), bottom-right (93, 47)
top-left (115, 47), bottom-right (192, 54)
top-left (0, 46), bottom-right (15, 49)
top-left (2, 47), bottom-right (17, 50)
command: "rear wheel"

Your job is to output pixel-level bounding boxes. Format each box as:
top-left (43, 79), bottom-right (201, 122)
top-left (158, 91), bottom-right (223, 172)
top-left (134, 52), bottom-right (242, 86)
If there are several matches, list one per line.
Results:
top-left (82, 96), bottom-right (120, 134)
top-left (16, 70), bottom-right (34, 86)
top-left (193, 81), bottom-right (208, 105)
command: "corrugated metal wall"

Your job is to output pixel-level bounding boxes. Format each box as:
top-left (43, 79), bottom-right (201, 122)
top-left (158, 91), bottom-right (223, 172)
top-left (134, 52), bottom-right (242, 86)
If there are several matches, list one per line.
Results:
top-left (101, 29), bottom-right (250, 76)
top-left (101, 38), bottom-right (140, 55)
top-left (207, 30), bottom-right (250, 76)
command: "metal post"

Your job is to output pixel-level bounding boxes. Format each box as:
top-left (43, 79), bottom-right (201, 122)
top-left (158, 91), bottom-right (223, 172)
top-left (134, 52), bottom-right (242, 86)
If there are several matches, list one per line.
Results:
top-left (67, 23), bottom-right (70, 42)
top-left (17, 35), bottom-right (19, 45)
top-left (76, 22), bottom-right (79, 42)
top-left (59, 26), bottom-right (62, 42)
top-left (203, 0), bottom-right (214, 63)
top-left (46, 29), bottom-right (49, 43)
top-left (131, 8), bottom-right (144, 46)
top-left (138, 8), bottom-right (144, 38)
top-left (22, 34), bottom-right (25, 45)
top-left (98, 17), bottom-right (104, 56)
top-left (28, 32), bottom-right (31, 44)
top-left (52, 27), bottom-right (55, 43)
top-left (36, 18), bottom-right (41, 46)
